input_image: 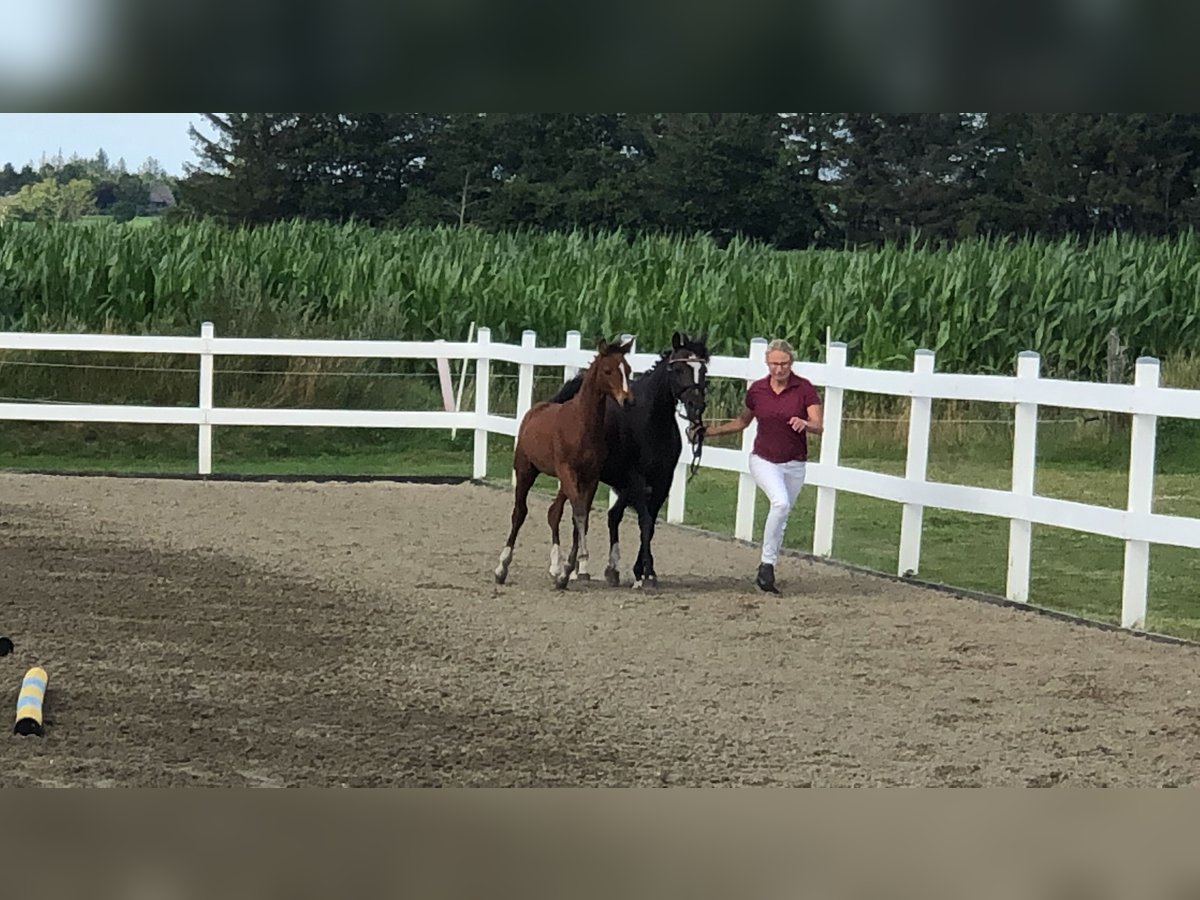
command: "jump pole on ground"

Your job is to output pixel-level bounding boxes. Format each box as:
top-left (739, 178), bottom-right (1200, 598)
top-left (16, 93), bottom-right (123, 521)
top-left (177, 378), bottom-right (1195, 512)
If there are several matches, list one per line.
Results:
top-left (14, 667), bottom-right (48, 736)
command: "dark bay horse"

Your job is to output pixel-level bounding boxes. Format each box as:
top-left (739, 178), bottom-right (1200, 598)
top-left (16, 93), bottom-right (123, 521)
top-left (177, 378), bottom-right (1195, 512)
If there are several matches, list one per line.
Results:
top-left (494, 337), bottom-right (635, 590)
top-left (547, 331), bottom-right (709, 588)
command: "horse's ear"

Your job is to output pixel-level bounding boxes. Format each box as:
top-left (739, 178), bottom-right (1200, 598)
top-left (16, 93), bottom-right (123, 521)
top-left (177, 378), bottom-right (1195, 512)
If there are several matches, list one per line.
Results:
top-left (672, 331), bottom-right (684, 351)
top-left (596, 337), bottom-right (609, 353)
top-left (619, 335), bottom-right (636, 354)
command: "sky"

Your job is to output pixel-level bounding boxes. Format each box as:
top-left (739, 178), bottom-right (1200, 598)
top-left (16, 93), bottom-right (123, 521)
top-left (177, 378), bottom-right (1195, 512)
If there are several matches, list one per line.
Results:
top-left (0, 113), bottom-right (211, 176)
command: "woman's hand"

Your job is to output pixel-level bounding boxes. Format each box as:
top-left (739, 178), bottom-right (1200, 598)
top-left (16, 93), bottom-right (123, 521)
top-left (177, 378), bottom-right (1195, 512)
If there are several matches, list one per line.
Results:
top-left (687, 422), bottom-right (708, 442)
top-left (788, 416), bottom-right (807, 433)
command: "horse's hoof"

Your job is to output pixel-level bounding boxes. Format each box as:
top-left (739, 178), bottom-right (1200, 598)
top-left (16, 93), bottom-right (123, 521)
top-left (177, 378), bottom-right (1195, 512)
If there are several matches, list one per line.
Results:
top-left (554, 576), bottom-right (570, 591)
top-left (494, 569), bottom-right (507, 585)
top-left (604, 566), bottom-right (621, 587)
top-left (576, 573), bottom-right (591, 582)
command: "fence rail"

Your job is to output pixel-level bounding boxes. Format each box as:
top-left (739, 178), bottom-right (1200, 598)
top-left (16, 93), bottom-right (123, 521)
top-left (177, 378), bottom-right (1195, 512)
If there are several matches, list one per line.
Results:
top-left (1, 321), bottom-right (1197, 633)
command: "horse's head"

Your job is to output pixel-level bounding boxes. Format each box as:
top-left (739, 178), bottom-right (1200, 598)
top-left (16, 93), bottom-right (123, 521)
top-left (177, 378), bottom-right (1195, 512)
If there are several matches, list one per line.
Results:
top-left (667, 331), bottom-right (709, 424)
top-left (594, 336), bottom-right (635, 407)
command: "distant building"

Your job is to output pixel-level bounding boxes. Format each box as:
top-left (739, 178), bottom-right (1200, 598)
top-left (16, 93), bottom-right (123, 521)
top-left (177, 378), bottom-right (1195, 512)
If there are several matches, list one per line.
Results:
top-left (147, 183), bottom-right (176, 209)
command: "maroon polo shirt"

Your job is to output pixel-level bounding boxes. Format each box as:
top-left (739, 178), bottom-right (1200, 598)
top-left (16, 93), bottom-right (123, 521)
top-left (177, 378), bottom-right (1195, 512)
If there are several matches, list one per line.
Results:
top-left (745, 373), bottom-right (822, 463)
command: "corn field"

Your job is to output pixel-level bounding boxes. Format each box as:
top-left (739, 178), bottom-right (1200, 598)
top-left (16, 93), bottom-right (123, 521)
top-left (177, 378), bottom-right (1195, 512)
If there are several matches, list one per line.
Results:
top-left (2, 219), bottom-right (1200, 380)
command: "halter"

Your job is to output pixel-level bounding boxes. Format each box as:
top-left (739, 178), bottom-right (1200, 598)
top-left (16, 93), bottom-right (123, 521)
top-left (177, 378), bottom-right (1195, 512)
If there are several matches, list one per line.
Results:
top-left (667, 349), bottom-right (709, 480)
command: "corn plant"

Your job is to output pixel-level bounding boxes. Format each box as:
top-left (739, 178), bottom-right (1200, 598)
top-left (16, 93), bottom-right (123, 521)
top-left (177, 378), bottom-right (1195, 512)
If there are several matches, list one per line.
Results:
top-left (2, 221), bottom-right (1200, 389)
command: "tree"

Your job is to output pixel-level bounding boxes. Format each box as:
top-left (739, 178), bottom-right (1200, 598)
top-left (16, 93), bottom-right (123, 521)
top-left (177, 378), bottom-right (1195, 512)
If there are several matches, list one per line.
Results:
top-left (138, 156), bottom-right (166, 179)
top-left (0, 163), bottom-right (37, 196)
top-left (0, 177), bottom-right (96, 222)
top-left (626, 113), bottom-right (819, 247)
top-left (778, 113), bottom-right (843, 246)
top-left (402, 114), bottom-right (492, 227)
top-left (165, 111), bottom-right (1200, 246)
top-left (177, 114), bottom-right (299, 223)
top-left (470, 113), bottom-right (642, 232)
top-left (963, 114), bottom-right (1200, 239)
top-left (288, 113), bottom-right (440, 223)
top-left (1077, 114), bottom-right (1200, 235)
top-left (178, 113), bottom-right (437, 225)
top-left (92, 171), bottom-right (150, 216)
top-left (827, 114), bottom-right (979, 246)
top-left (110, 199), bottom-right (139, 222)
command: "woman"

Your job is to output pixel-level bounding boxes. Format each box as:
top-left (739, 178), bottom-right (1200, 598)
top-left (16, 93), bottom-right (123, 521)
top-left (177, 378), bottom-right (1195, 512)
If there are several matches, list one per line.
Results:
top-left (692, 339), bottom-right (823, 593)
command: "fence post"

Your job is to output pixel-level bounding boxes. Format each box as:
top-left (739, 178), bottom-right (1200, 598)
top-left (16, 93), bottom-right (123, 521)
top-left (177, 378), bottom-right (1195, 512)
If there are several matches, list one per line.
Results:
top-left (813, 341), bottom-right (847, 557)
top-left (666, 416), bottom-right (689, 524)
top-left (734, 338), bottom-right (768, 541)
top-left (563, 330), bottom-right (582, 382)
top-left (1122, 356), bottom-right (1160, 630)
top-left (1006, 351), bottom-right (1041, 603)
top-left (516, 330), bottom-right (536, 425)
top-left (510, 331), bottom-right (538, 488)
top-left (450, 321), bottom-right (476, 441)
top-left (898, 349), bottom-right (934, 576)
top-left (198, 321), bottom-right (214, 476)
top-left (473, 327), bottom-right (491, 480)
top-left (434, 340), bottom-right (455, 412)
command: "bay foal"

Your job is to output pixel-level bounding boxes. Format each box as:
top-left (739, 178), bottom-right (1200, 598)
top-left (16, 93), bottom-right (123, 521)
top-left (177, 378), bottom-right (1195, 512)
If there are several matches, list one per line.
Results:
top-left (494, 337), bottom-right (634, 589)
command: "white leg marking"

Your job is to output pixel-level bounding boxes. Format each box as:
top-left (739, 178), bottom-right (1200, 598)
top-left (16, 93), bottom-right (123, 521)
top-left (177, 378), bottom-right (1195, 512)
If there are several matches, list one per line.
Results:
top-left (577, 513), bottom-right (589, 576)
top-left (494, 545), bottom-right (513, 579)
top-left (549, 544), bottom-right (562, 577)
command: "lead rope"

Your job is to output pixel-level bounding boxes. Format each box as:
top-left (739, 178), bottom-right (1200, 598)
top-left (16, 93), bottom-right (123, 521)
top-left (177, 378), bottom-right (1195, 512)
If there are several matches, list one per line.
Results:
top-left (672, 350), bottom-right (708, 482)
top-left (678, 408), bottom-right (706, 481)
top-left (688, 426), bottom-right (705, 480)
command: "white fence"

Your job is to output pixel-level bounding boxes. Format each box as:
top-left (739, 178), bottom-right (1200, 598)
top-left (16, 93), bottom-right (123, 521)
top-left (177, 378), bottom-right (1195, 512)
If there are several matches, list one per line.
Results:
top-left (2, 322), bottom-right (1199, 632)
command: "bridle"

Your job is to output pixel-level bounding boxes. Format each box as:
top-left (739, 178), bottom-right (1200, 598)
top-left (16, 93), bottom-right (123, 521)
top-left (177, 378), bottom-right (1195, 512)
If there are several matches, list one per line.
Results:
top-left (667, 350), bottom-right (709, 480)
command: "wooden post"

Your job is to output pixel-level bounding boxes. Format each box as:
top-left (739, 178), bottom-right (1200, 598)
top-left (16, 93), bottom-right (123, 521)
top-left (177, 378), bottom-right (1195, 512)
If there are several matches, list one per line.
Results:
top-left (1106, 329), bottom-right (1126, 435)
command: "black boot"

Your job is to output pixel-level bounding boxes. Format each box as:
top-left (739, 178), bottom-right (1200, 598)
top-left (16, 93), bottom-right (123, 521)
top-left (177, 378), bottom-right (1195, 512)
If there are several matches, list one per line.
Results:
top-left (756, 563), bottom-right (780, 594)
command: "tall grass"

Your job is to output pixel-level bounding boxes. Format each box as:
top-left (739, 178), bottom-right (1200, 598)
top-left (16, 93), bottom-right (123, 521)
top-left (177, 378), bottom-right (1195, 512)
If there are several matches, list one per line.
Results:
top-left (3, 220), bottom-right (1200, 382)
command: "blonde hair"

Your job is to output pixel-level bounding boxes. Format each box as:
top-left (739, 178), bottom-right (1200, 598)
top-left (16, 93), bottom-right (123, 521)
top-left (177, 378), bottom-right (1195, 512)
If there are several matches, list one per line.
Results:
top-left (766, 339), bottom-right (794, 360)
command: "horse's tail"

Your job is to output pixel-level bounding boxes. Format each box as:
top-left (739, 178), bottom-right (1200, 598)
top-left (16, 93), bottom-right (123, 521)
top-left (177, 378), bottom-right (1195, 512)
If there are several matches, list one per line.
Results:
top-left (548, 373), bottom-right (584, 404)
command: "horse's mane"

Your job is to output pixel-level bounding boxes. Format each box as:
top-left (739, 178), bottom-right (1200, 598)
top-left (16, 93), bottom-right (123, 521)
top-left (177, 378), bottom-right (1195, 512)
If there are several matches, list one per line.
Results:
top-left (550, 375), bottom-right (584, 404)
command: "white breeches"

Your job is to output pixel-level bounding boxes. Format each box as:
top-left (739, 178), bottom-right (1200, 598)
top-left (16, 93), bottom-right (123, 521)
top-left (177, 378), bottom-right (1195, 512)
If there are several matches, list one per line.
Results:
top-left (748, 454), bottom-right (807, 565)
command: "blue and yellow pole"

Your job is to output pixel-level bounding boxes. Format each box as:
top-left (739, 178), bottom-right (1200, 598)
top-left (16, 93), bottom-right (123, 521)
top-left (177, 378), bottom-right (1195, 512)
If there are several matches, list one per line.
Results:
top-left (14, 667), bottom-right (47, 736)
